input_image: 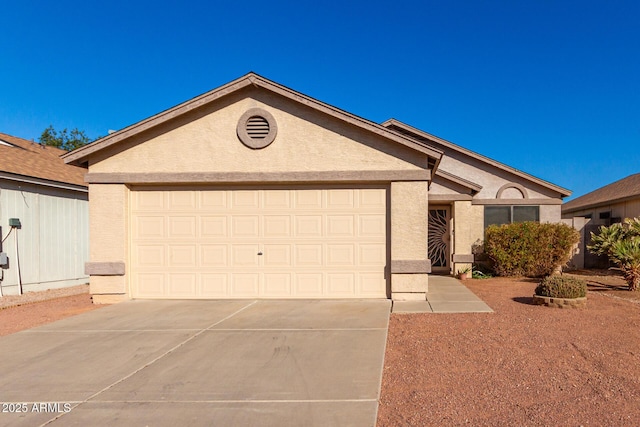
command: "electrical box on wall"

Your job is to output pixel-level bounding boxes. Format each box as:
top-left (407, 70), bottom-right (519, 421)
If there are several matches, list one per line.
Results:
top-left (9, 218), bottom-right (21, 228)
top-left (0, 252), bottom-right (7, 268)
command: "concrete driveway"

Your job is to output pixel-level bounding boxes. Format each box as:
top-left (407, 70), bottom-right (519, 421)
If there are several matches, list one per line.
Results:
top-left (0, 299), bottom-right (390, 427)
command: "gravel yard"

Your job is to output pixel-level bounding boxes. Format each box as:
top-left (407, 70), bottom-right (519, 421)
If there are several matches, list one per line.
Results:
top-left (0, 285), bottom-right (100, 336)
top-left (377, 275), bottom-right (640, 426)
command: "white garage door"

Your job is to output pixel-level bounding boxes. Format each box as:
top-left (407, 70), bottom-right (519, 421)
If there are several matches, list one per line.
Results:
top-left (130, 187), bottom-right (387, 299)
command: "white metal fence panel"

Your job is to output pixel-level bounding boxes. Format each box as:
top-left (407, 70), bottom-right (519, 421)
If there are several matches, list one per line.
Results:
top-left (0, 181), bottom-right (89, 295)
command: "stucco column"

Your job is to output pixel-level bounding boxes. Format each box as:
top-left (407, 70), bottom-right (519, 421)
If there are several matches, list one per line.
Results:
top-left (451, 201), bottom-right (483, 275)
top-left (390, 181), bottom-right (430, 300)
top-left (85, 183), bottom-right (130, 303)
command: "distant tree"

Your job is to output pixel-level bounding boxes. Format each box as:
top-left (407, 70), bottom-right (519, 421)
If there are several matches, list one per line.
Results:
top-left (38, 125), bottom-right (92, 151)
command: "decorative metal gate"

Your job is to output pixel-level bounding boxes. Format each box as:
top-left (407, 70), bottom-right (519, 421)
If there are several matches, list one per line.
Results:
top-left (428, 207), bottom-right (451, 273)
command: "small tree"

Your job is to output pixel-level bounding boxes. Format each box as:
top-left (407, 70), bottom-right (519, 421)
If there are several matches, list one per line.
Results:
top-left (587, 217), bottom-right (640, 291)
top-left (39, 125), bottom-right (91, 151)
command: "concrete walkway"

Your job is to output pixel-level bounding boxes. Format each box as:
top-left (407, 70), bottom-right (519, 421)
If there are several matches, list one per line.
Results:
top-left (393, 276), bottom-right (493, 313)
top-left (0, 299), bottom-right (390, 427)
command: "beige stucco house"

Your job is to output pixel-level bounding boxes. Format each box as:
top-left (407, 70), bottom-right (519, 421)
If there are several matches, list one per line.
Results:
top-left (63, 73), bottom-right (570, 303)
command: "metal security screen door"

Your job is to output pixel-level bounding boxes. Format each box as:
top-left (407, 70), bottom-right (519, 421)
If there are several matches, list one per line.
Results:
top-left (428, 207), bottom-right (451, 273)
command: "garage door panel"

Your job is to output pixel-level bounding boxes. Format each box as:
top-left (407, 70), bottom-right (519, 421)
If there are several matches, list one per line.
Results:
top-left (359, 189), bottom-right (386, 208)
top-left (295, 216), bottom-right (323, 237)
top-left (201, 191), bottom-right (228, 209)
top-left (136, 216), bottom-right (165, 239)
top-left (201, 245), bottom-right (228, 266)
top-left (168, 191), bottom-right (196, 210)
top-left (168, 245), bottom-right (197, 267)
top-left (232, 245), bottom-right (260, 266)
top-left (168, 273), bottom-right (197, 296)
top-left (359, 273), bottom-right (387, 295)
top-left (168, 216), bottom-right (197, 238)
top-left (232, 274), bottom-right (260, 295)
top-left (136, 245), bottom-right (165, 267)
top-left (138, 274), bottom-right (166, 297)
top-left (232, 191), bottom-right (259, 208)
top-left (264, 190), bottom-right (291, 209)
top-left (232, 216), bottom-right (260, 237)
top-left (327, 215), bottom-right (355, 236)
top-left (327, 244), bottom-right (355, 265)
top-left (295, 245), bottom-right (323, 266)
top-left (201, 216), bottom-right (228, 237)
top-left (263, 215), bottom-right (291, 237)
top-left (327, 189), bottom-right (354, 207)
top-left (131, 188), bottom-right (387, 299)
top-left (327, 273), bottom-right (355, 295)
top-left (359, 215), bottom-right (386, 237)
top-left (264, 273), bottom-right (292, 296)
top-left (294, 273), bottom-right (323, 296)
top-left (201, 274), bottom-right (227, 296)
top-left (263, 244), bottom-right (291, 266)
top-left (359, 244), bottom-right (386, 265)
top-left (294, 190), bottom-right (322, 208)
top-left (135, 191), bottom-right (165, 210)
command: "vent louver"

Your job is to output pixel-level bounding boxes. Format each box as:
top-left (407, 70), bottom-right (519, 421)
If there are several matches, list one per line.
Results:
top-left (237, 108), bottom-right (278, 149)
top-left (246, 116), bottom-right (270, 139)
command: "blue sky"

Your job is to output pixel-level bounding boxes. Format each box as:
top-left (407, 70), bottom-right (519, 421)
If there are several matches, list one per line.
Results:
top-left (1, 1), bottom-right (638, 200)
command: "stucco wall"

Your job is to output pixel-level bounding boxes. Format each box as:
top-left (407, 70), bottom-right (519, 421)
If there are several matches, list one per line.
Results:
top-left (90, 90), bottom-right (425, 175)
top-left (540, 204), bottom-right (562, 223)
top-left (0, 180), bottom-right (88, 295)
top-left (88, 183), bottom-right (129, 302)
top-left (452, 201), bottom-right (483, 273)
top-left (390, 181), bottom-right (429, 300)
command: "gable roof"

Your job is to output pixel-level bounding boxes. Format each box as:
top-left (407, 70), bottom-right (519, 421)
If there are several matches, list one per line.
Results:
top-left (562, 173), bottom-right (640, 214)
top-left (0, 132), bottom-right (87, 189)
top-left (382, 119), bottom-right (571, 198)
top-left (63, 72), bottom-right (443, 170)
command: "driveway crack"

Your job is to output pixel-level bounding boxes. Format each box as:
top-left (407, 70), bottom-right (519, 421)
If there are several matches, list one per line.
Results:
top-left (39, 300), bottom-right (258, 426)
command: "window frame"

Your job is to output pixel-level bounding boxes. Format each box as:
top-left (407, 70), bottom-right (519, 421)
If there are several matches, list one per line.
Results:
top-left (484, 205), bottom-right (540, 228)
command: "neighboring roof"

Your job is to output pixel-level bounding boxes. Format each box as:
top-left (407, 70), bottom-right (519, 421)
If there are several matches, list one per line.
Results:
top-left (562, 173), bottom-right (640, 214)
top-left (63, 72), bottom-right (443, 170)
top-left (0, 132), bottom-right (87, 188)
top-left (382, 119), bottom-right (572, 198)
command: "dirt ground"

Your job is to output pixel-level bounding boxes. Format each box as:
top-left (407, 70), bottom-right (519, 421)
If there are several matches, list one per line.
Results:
top-left (377, 272), bottom-right (640, 426)
top-left (0, 285), bottom-right (102, 336)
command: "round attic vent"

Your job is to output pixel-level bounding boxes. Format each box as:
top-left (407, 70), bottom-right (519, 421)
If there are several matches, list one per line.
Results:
top-left (237, 108), bottom-right (277, 149)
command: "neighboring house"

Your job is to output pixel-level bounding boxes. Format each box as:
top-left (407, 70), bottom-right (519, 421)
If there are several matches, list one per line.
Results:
top-left (0, 133), bottom-right (89, 296)
top-left (562, 173), bottom-right (640, 269)
top-left (63, 73), bottom-right (570, 303)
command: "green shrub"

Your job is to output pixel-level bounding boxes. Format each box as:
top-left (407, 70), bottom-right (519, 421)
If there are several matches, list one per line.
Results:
top-left (535, 275), bottom-right (587, 298)
top-left (485, 222), bottom-right (580, 277)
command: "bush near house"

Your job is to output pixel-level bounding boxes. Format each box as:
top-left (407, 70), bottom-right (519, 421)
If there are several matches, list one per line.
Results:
top-left (587, 217), bottom-right (640, 291)
top-left (485, 222), bottom-right (580, 277)
top-left (535, 275), bottom-right (587, 298)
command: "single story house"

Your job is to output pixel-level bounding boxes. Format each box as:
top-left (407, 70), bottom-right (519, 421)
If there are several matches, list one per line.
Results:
top-left (63, 73), bottom-right (570, 303)
top-left (562, 173), bottom-right (640, 269)
top-left (0, 132), bottom-right (89, 295)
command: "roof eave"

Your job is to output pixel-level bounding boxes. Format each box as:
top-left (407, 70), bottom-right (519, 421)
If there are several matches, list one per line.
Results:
top-left (382, 118), bottom-right (572, 198)
top-left (64, 73), bottom-right (443, 170)
top-left (0, 171), bottom-right (87, 192)
top-left (562, 194), bottom-right (640, 214)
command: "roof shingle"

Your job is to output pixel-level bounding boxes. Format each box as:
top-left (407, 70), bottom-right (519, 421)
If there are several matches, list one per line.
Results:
top-left (0, 132), bottom-right (87, 187)
top-left (562, 173), bottom-right (640, 214)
